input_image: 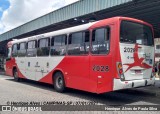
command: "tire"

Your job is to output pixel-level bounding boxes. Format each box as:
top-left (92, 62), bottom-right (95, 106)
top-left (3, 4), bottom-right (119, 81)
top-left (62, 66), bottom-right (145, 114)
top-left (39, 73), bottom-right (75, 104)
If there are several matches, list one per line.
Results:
top-left (13, 68), bottom-right (20, 82)
top-left (54, 72), bottom-right (65, 92)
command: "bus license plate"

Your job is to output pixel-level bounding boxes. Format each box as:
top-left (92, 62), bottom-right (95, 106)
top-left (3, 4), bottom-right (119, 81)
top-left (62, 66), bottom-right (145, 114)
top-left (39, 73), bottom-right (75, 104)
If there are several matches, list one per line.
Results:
top-left (135, 70), bottom-right (141, 74)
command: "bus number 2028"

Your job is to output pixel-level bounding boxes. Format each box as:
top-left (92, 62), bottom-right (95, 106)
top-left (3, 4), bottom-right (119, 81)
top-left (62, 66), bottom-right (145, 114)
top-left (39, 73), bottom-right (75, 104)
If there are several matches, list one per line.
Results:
top-left (93, 65), bottom-right (109, 72)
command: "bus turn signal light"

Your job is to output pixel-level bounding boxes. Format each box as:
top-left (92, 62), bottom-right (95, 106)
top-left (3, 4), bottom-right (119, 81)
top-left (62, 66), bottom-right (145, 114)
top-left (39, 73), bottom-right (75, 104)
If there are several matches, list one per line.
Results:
top-left (116, 62), bottom-right (125, 81)
top-left (118, 63), bottom-right (122, 69)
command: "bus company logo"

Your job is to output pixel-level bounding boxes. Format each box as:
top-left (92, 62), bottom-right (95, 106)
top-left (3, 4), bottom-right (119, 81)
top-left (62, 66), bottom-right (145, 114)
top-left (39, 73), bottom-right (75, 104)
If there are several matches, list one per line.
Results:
top-left (123, 44), bottom-right (152, 72)
top-left (2, 106), bottom-right (11, 111)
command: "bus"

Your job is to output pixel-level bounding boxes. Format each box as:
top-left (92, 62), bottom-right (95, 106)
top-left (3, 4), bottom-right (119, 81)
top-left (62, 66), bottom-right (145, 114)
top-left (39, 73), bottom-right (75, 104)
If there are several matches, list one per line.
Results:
top-left (5, 17), bottom-right (155, 94)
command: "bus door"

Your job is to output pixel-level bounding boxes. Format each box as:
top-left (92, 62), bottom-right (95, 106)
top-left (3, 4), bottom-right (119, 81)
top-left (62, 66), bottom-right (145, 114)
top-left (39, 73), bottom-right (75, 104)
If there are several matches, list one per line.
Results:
top-left (25, 41), bottom-right (37, 80)
top-left (35, 38), bottom-right (50, 81)
top-left (35, 57), bottom-right (50, 81)
top-left (65, 31), bottom-right (91, 91)
top-left (90, 26), bottom-right (113, 93)
top-left (25, 58), bottom-right (37, 80)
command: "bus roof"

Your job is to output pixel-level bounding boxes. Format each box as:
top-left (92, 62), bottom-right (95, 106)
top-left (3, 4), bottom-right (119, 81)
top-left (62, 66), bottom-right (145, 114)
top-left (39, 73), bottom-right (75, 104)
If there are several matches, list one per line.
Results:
top-left (9, 16), bottom-right (152, 45)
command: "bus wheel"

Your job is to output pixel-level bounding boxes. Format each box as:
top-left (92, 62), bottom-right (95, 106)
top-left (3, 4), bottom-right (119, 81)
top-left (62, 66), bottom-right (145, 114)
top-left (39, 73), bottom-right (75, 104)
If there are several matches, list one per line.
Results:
top-left (54, 72), bottom-right (65, 93)
top-left (13, 68), bottom-right (20, 82)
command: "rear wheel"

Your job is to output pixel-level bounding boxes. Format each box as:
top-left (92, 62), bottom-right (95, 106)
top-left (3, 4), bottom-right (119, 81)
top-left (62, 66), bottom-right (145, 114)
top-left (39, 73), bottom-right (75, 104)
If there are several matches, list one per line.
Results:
top-left (13, 68), bottom-right (20, 82)
top-left (54, 72), bottom-right (65, 92)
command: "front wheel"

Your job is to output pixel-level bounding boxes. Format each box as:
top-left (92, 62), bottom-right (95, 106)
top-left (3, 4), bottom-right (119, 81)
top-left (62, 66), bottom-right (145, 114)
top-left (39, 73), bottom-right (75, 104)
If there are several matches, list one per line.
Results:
top-left (54, 72), bottom-right (66, 93)
top-left (13, 69), bottom-right (20, 82)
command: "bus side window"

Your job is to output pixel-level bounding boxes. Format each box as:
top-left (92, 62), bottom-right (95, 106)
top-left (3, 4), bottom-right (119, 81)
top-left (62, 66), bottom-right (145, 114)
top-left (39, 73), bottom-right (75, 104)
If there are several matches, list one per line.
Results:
top-left (27, 40), bottom-right (37, 57)
top-left (18, 42), bottom-right (26, 57)
top-left (91, 27), bottom-right (110, 54)
top-left (37, 38), bottom-right (50, 56)
top-left (68, 31), bottom-right (90, 55)
top-left (50, 35), bottom-right (67, 56)
top-left (12, 44), bottom-right (18, 57)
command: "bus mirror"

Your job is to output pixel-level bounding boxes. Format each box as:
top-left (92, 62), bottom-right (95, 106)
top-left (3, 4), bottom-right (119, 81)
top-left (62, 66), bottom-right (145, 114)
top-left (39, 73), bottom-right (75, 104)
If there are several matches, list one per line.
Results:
top-left (6, 57), bottom-right (11, 61)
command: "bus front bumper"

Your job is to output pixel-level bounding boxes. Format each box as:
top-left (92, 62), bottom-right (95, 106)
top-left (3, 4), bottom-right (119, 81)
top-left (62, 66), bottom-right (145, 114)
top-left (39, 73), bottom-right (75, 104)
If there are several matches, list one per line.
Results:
top-left (113, 78), bottom-right (155, 91)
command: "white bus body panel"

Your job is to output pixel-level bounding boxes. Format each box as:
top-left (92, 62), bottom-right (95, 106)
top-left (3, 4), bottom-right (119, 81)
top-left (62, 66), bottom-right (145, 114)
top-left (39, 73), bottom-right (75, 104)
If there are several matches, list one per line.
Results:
top-left (15, 57), bottom-right (64, 81)
top-left (120, 43), bottom-right (154, 80)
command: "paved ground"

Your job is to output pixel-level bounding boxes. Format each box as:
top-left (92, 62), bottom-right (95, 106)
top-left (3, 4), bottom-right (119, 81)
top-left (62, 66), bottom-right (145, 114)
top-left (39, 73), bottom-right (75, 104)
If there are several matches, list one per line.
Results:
top-left (0, 74), bottom-right (160, 114)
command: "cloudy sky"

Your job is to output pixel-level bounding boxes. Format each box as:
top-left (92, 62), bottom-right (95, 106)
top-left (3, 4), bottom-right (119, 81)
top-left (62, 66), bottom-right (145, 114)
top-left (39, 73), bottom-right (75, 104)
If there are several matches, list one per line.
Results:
top-left (0, 0), bottom-right (79, 34)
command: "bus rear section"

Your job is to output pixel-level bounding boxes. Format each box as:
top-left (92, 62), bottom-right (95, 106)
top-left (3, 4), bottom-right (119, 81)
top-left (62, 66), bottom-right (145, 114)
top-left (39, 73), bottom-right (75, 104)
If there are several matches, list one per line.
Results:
top-left (113, 19), bottom-right (155, 91)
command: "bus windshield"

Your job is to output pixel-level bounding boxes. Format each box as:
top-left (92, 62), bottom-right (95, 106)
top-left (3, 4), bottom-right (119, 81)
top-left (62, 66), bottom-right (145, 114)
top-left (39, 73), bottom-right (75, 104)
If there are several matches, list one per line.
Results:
top-left (120, 21), bottom-right (154, 46)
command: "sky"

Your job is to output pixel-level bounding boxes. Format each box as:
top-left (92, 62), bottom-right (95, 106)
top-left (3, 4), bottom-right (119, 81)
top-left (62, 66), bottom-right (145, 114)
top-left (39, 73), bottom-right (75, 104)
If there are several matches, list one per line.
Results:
top-left (0, 0), bottom-right (79, 34)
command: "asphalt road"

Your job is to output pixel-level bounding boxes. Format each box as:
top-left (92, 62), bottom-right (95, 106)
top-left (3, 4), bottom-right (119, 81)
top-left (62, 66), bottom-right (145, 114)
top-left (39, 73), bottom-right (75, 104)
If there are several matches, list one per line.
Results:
top-left (0, 74), bottom-right (160, 114)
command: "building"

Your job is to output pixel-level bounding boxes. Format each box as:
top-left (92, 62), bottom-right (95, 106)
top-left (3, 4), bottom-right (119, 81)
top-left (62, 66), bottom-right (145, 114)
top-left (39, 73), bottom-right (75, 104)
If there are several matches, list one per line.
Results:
top-left (155, 38), bottom-right (160, 62)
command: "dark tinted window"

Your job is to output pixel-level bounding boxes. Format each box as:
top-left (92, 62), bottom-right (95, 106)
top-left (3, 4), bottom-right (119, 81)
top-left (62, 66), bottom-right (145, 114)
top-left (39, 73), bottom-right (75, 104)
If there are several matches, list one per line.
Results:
top-left (39, 38), bottom-right (49, 48)
top-left (28, 41), bottom-right (36, 49)
top-left (18, 42), bottom-right (26, 57)
top-left (51, 35), bottom-right (67, 56)
top-left (37, 38), bottom-right (50, 56)
top-left (120, 21), bottom-right (153, 46)
top-left (20, 43), bottom-right (26, 50)
top-left (68, 31), bottom-right (90, 55)
top-left (27, 40), bottom-right (37, 57)
top-left (12, 44), bottom-right (18, 57)
top-left (156, 45), bottom-right (160, 50)
top-left (92, 27), bottom-right (110, 54)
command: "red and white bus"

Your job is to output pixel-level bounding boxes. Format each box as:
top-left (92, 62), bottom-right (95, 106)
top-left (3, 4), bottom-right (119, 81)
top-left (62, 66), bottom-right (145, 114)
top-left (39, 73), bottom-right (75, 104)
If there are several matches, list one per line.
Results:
top-left (5, 17), bottom-right (155, 94)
